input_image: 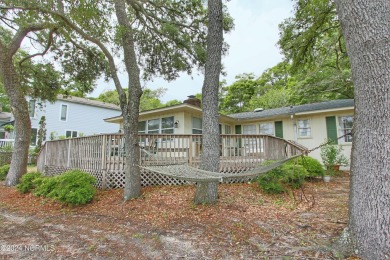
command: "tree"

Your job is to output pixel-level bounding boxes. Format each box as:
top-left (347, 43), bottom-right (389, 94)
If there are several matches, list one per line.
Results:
top-left (335, 0), bottom-right (390, 258)
top-left (195, 0), bottom-right (224, 204)
top-left (219, 73), bottom-right (258, 114)
top-left (96, 87), bottom-right (168, 111)
top-left (2, 0), bottom-right (217, 199)
top-left (278, 0), bottom-right (353, 103)
top-left (0, 3), bottom-right (107, 185)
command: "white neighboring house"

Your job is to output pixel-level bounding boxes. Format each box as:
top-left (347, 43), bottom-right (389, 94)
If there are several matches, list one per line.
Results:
top-left (0, 108), bottom-right (15, 148)
top-left (27, 95), bottom-right (121, 146)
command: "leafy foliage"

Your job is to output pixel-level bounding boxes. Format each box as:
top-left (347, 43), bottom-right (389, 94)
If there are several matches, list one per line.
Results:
top-left (320, 142), bottom-right (349, 168)
top-left (0, 164), bottom-right (10, 181)
top-left (32, 170), bottom-right (96, 206)
top-left (219, 73), bottom-right (259, 114)
top-left (295, 156), bottom-right (324, 177)
top-left (95, 87), bottom-right (182, 111)
top-left (278, 0), bottom-right (353, 102)
top-left (16, 172), bottom-right (43, 194)
top-left (256, 161), bottom-right (309, 194)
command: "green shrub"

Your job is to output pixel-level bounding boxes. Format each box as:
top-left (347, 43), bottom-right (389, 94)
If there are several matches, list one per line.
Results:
top-left (34, 170), bottom-right (96, 206)
top-left (256, 160), bottom-right (309, 194)
top-left (0, 164), bottom-right (10, 181)
top-left (280, 164), bottom-right (308, 189)
top-left (294, 156), bottom-right (324, 178)
top-left (16, 172), bottom-right (44, 193)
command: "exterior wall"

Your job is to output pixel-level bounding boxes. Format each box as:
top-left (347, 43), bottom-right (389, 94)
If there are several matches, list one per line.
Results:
top-left (110, 104), bottom-right (354, 169)
top-left (30, 99), bottom-right (121, 142)
top-left (137, 111), bottom-right (186, 134)
top-left (237, 110), bottom-right (353, 169)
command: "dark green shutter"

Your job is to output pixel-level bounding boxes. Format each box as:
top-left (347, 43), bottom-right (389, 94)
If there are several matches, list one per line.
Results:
top-left (235, 125), bottom-right (242, 134)
top-left (326, 116), bottom-right (338, 144)
top-left (274, 121), bottom-right (283, 138)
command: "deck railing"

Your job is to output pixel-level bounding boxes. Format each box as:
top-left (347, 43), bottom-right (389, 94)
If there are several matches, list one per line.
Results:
top-left (37, 134), bottom-right (306, 188)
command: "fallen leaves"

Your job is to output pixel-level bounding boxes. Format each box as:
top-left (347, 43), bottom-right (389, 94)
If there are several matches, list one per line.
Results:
top-left (0, 177), bottom-right (355, 258)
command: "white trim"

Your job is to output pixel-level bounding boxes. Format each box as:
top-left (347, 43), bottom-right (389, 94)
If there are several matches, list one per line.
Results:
top-left (295, 106), bottom-right (354, 115)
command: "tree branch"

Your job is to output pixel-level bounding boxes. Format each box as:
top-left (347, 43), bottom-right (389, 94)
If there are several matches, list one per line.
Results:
top-left (19, 27), bottom-right (58, 65)
top-left (8, 25), bottom-right (46, 56)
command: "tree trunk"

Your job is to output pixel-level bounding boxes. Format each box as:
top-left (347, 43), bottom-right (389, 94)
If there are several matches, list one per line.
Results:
top-left (335, 1), bottom-right (390, 259)
top-left (195, 0), bottom-right (224, 204)
top-left (114, 0), bottom-right (143, 200)
top-left (0, 47), bottom-right (30, 186)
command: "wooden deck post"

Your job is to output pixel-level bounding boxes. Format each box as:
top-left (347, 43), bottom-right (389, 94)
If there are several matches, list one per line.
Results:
top-left (101, 135), bottom-right (108, 189)
top-left (67, 139), bottom-right (72, 168)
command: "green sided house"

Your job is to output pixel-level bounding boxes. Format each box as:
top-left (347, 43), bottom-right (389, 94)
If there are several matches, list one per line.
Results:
top-left (104, 96), bottom-right (354, 168)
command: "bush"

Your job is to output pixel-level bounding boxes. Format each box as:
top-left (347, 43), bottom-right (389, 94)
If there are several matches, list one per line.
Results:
top-left (256, 160), bottom-right (309, 194)
top-left (16, 172), bottom-right (44, 193)
top-left (0, 164), bottom-right (10, 181)
top-left (34, 170), bottom-right (96, 206)
top-left (294, 156), bottom-right (324, 178)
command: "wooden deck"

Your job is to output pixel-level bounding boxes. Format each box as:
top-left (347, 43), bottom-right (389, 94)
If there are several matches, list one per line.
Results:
top-left (37, 134), bottom-right (306, 188)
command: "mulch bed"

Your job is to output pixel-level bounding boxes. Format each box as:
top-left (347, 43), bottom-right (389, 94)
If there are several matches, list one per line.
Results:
top-left (0, 176), bottom-right (357, 259)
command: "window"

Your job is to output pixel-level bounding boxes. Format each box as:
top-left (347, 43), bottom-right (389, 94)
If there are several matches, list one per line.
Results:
top-left (65, 130), bottom-right (78, 138)
top-left (147, 119), bottom-right (160, 134)
top-left (259, 122), bottom-right (274, 136)
top-left (60, 105), bottom-right (68, 121)
top-left (297, 119), bottom-right (311, 137)
top-left (138, 117), bottom-right (175, 134)
top-left (224, 125), bottom-right (231, 134)
top-left (28, 100), bottom-right (36, 118)
top-left (192, 117), bottom-right (202, 134)
top-left (339, 116), bottom-right (353, 142)
top-left (138, 121), bottom-right (146, 133)
top-left (0, 131), bottom-right (5, 139)
top-left (243, 125), bottom-right (256, 134)
top-left (161, 117), bottom-right (174, 134)
top-left (31, 128), bottom-right (38, 146)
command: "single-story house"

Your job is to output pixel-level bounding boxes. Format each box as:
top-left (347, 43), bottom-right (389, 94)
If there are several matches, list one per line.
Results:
top-left (104, 96), bottom-right (354, 167)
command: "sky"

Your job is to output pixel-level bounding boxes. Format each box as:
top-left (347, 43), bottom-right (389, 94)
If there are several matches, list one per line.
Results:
top-left (90, 0), bottom-right (294, 103)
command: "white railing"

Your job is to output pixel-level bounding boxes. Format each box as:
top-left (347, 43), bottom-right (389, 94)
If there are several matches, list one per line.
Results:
top-left (0, 139), bottom-right (15, 148)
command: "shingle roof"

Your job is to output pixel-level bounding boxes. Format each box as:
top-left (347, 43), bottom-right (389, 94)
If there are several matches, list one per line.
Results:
top-left (228, 99), bottom-right (354, 120)
top-left (57, 95), bottom-right (121, 111)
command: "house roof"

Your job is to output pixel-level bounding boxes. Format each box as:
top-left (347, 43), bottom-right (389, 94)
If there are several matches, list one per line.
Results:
top-left (104, 99), bottom-right (355, 124)
top-left (57, 95), bottom-right (121, 111)
top-left (104, 103), bottom-right (237, 124)
top-left (228, 99), bottom-right (354, 120)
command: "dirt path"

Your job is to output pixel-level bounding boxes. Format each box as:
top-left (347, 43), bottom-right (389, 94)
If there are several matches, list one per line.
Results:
top-left (0, 177), bottom-right (351, 259)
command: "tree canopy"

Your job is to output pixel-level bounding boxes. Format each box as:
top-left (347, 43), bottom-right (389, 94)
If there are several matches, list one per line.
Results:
top-left (219, 0), bottom-right (353, 115)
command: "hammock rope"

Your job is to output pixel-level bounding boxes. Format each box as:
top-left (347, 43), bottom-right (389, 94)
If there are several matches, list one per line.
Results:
top-left (140, 154), bottom-right (303, 183)
top-left (140, 133), bottom-right (353, 183)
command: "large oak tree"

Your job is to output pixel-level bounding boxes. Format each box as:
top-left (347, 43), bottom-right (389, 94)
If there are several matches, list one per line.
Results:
top-left (335, 0), bottom-right (390, 258)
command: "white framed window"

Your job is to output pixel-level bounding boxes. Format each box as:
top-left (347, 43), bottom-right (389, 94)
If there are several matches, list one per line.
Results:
top-left (65, 130), bottom-right (78, 138)
top-left (138, 116), bottom-right (175, 134)
top-left (28, 100), bottom-right (36, 118)
top-left (192, 117), bottom-right (202, 134)
top-left (138, 121), bottom-right (146, 134)
top-left (243, 125), bottom-right (256, 134)
top-left (31, 128), bottom-right (38, 146)
top-left (60, 104), bottom-right (68, 121)
top-left (147, 119), bottom-right (160, 134)
top-left (161, 117), bottom-right (174, 134)
top-left (338, 116), bottom-right (353, 143)
top-left (224, 125), bottom-right (232, 134)
top-left (297, 119), bottom-right (311, 137)
top-left (259, 122), bottom-right (275, 136)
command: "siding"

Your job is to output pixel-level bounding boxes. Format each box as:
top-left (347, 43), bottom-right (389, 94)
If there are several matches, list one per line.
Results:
top-left (30, 99), bottom-right (121, 140)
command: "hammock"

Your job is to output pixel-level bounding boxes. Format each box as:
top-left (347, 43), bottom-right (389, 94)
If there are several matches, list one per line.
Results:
top-left (140, 154), bottom-right (303, 183)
